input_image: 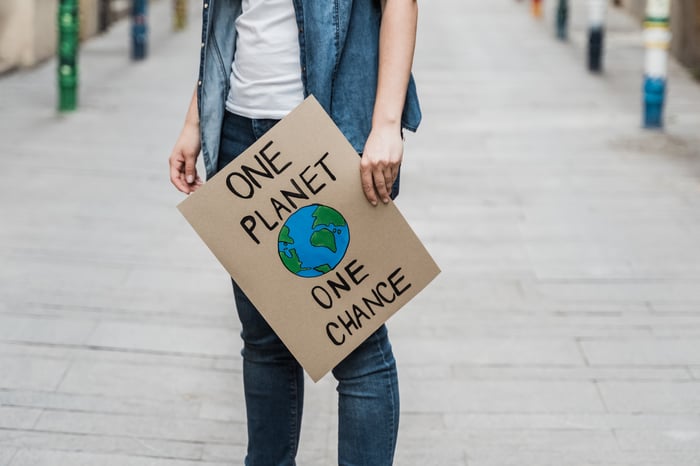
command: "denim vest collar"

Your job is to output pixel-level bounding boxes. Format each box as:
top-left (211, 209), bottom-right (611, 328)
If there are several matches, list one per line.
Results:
top-left (198, 0), bottom-right (421, 179)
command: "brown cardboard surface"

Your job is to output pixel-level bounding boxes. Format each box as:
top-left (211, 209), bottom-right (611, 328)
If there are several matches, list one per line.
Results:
top-left (178, 96), bottom-right (440, 381)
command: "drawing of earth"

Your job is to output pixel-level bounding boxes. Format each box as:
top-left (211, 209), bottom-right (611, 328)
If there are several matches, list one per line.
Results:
top-left (278, 204), bottom-right (350, 278)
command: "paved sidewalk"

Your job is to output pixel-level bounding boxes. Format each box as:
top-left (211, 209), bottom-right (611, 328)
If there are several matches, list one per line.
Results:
top-left (1, 0), bottom-right (700, 465)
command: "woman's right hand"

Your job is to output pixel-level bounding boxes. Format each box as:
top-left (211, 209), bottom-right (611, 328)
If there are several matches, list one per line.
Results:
top-left (169, 121), bottom-right (203, 194)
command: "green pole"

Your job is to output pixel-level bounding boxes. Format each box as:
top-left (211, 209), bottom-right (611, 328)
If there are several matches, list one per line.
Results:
top-left (58, 0), bottom-right (79, 111)
top-left (174, 0), bottom-right (187, 31)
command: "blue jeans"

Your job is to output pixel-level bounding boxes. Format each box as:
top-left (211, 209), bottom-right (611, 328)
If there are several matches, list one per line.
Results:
top-left (217, 111), bottom-right (400, 466)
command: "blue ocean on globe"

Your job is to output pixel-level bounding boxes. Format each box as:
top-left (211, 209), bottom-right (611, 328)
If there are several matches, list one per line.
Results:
top-left (278, 204), bottom-right (350, 278)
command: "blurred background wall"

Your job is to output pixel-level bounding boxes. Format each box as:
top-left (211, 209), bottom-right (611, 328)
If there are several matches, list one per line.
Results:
top-left (0, 0), bottom-right (131, 74)
top-left (0, 0), bottom-right (698, 74)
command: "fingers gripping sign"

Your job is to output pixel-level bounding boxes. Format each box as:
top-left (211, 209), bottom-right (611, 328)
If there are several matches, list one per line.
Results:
top-left (360, 125), bottom-right (403, 206)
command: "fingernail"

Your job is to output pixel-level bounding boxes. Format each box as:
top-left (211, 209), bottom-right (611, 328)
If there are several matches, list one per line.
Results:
top-left (383, 197), bottom-right (390, 204)
top-left (186, 175), bottom-right (194, 184)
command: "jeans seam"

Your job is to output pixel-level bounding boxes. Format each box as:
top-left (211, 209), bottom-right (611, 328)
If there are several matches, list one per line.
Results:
top-left (289, 364), bottom-right (299, 465)
top-left (373, 330), bottom-right (397, 466)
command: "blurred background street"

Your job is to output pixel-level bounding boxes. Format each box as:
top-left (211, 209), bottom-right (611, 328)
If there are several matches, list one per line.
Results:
top-left (1, 0), bottom-right (700, 465)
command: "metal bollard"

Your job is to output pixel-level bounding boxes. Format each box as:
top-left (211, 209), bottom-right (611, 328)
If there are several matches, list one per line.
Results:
top-left (58, 0), bottom-right (79, 111)
top-left (132, 0), bottom-right (148, 60)
top-left (556, 0), bottom-right (568, 40)
top-left (532, 0), bottom-right (543, 18)
top-left (174, 0), bottom-right (187, 31)
top-left (98, 0), bottom-right (110, 33)
top-left (587, 0), bottom-right (606, 72)
top-left (643, 0), bottom-right (671, 128)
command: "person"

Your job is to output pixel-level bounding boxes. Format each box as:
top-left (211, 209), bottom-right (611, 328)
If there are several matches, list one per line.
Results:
top-left (168, 1), bottom-right (421, 464)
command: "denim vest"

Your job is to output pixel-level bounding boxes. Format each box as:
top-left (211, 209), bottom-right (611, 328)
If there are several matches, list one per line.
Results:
top-left (197, 0), bottom-right (422, 179)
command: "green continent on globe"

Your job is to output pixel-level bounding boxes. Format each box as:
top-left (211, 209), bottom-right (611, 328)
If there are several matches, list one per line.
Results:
top-left (314, 264), bottom-right (332, 274)
top-left (279, 248), bottom-right (307, 274)
top-left (310, 228), bottom-right (337, 253)
top-left (311, 205), bottom-right (347, 229)
top-left (279, 225), bottom-right (294, 245)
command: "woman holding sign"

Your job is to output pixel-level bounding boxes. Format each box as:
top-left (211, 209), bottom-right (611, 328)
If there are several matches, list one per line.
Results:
top-left (169, 0), bottom-right (421, 464)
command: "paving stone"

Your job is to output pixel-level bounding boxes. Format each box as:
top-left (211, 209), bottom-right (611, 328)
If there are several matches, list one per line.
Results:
top-left (580, 339), bottom-right (700, 366)
top-left (0, 388), bottom-right (200, 418)
top-left (198, 402), bottom-right (239, 422)
top-left (397, 428), bottom-right (623, 465)
top-left (0, 449), bottom-right (15, 466)
top-left (402, 380), bottom-right (606, 414)
top-left (0, 430), bottom-right (203, 461)
top-left (85, 322), bottom-right (238, 356)
top-left (33, 410), bottom-right (245, 444)
top-left (0, 408), bottom-right (42, 430)
top-left (200, 443), bottom-right (246, 462)
top-left (449, 366), bottom-right (692, 382)
top-left (8, 450), bottom-right (226, 466)
top-left (524, 281), bottom-right (700, 304)
top-left (0, 341), bottom-right (226, 372)
top-left (394, 446), bottom-right (466, 466)
top-left (0, 315), bottom-right (96, 346)
top-left (443, 413), bottom-right (700, 431)
top-left (392, 337), bottom-right (585, 366)
top-left (0, 357), bottom-right (69, 392)
top-left (598, 381), bottom-right (700, 414)
top-left (462, 447), bottom-right (700, 466)
top-left (5, 288), bottom-right (235, 323)
top-left (690, 367), bottom-right (700, 379)
top-left (391, 311), bottom-right (654, 338)
top-left (615, 429), bottom-right (700, 452)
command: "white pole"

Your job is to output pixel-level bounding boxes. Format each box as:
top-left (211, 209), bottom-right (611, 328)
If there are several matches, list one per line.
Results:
top-left (643, 0), bottom-right (671, 128)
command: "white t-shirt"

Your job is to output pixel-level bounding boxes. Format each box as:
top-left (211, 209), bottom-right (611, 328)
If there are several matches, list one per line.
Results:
top-left (225, 0), bottom-right (305, 119)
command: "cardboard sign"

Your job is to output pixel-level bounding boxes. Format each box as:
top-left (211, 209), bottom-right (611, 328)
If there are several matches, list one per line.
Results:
top-left (178, 96), bottom-right (440, 381)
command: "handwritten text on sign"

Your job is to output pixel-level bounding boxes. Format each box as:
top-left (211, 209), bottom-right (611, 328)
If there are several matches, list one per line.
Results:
top-left (177, 96), bottom-right (439, 381)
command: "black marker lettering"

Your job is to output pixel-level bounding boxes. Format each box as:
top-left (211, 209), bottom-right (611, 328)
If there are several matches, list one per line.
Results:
top-left (240, 216), bottom-right (259, 244)
top-left (345, 260), bottom-right (369, 285)
top-left (299, 165), bottom-right (326, 195)
top-left (338, 310), bottom-right (358, 335)
top-left (375, 282), bottom-right (396, 304)
top-left (351, 304), bottom-right (370, 327)
top-left (227, 172), bottom-right (254, 199)
top-left (312, 286), bottom-right (333, 309)
top-left (259, 141), bottom-right (292, 175)
top-left (314, 152), bottom-right (336, 181)
top-left (326, 322), bottom-right (345, 346)
top-left (270, 196), bottom-right (292, 220)
top-left (327, 273), bottom-right (351, 299)
top-left (388, 267), bottom-right (412, 297)
top-left (254, 210), bottom-right (279, 231)
top-left (279, 178), bottom-right (309, 210)
top-left (241, 155), bottom-right (274, 189)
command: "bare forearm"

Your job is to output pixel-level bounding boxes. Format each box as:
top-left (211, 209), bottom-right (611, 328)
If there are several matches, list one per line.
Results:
top-left (372, 0), bottom-right (418, 130)
top-left (184, 86), bottom-right (200, 129)
top-left (169, 85), bottom-right (203, 194)
top-left (360, 0), bottom-right (417, 206)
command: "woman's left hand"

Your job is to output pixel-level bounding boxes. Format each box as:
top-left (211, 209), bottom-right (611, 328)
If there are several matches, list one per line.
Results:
top-left (360, 124), bottom-right (403, 206)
